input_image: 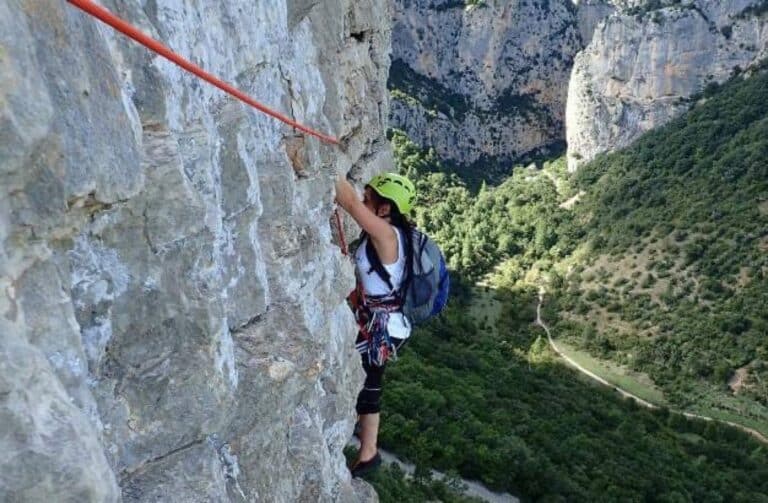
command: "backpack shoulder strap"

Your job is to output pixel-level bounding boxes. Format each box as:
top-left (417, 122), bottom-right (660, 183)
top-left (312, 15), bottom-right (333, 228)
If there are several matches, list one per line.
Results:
top-left (398, 226), bottom-right (423, 299)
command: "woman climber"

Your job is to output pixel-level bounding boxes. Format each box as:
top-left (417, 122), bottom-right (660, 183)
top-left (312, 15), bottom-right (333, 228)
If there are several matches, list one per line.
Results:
top-left (334, 172), bottom-right (417, 478)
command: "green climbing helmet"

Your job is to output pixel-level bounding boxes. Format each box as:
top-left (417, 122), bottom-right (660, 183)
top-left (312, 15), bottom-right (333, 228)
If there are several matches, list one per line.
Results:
top-left (367, 172), bottom-right (416, 214)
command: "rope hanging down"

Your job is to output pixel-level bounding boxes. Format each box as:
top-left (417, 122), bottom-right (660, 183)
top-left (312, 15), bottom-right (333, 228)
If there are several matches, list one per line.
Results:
top-left (334, 209), bottom-right (349, 256)
top-left (66, 0), bottom-right (339, 145)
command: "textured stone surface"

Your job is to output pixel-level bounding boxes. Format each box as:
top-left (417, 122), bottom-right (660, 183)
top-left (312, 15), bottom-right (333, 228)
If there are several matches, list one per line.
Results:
top-left (391, 0), bottom-right (768, 175)
top-left (390, 0), bottom-right (584, 177)
top-left (573, 0), bottom-right (617, 44)
top-left (566, 0), bottom-right (768, 170)
top-left (1, 0), bottom-right (388, 500)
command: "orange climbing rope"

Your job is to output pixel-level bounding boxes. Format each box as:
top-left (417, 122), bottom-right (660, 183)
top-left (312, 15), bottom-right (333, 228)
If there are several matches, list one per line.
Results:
top-left (66, 0), bottom-right (339, 145)
top-left (334, 209), bottom-right (349, 256)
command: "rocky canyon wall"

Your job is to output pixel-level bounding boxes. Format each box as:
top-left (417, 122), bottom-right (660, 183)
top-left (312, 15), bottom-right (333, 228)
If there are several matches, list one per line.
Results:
top-left (391, 0), bottom-right (768, 176)
top-left (567, 0), bottom-right (768, 170)
top-left (390, 0), bottom-right (585, 178)
top-left (0, 0), bottom-right (390, 501)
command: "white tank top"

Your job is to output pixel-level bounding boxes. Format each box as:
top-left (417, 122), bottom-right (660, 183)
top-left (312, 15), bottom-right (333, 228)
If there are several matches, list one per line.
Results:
top-left (354, 227), bottom-right (406, 296)
top-left (354, 227), bottom-right (412, 339)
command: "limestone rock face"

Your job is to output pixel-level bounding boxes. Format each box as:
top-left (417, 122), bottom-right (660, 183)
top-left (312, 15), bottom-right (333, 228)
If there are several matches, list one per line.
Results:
top-left (390, 0), bottom-right (584, 177)
top-left (573, 0), bottom-right (617, 44)
top-left (1, 0), bottom-right (389, 501)
top-left (566, 0), bottom-right (768, 170)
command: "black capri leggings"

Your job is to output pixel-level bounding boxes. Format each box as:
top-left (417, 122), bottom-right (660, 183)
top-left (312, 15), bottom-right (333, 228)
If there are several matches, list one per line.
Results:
top-left (355, 336), bottom-right (407, 415)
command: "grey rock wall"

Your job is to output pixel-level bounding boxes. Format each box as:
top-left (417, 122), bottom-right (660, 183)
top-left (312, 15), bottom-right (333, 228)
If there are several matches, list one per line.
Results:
top-left (390, 0), bottom-right (584, 177)
top-left (566, 0), bottom-right (768, 170)
top-left (1, 0), bottom-right (390, 501)
top-left (573, 0), bottom-right (617, 44)
top-left (392, 0), bottom-right (768, 176)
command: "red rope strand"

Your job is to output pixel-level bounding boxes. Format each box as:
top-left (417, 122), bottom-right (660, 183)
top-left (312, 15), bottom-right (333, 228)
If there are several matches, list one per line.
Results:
top-left (66, 0), bottom-right (339, 145)
top-left (334, 209), bottom-right (349, 256)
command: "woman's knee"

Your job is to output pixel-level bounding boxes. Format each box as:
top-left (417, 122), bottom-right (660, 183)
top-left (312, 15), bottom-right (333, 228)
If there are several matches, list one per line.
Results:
top-left (356, 385), bottom-right (382, 414)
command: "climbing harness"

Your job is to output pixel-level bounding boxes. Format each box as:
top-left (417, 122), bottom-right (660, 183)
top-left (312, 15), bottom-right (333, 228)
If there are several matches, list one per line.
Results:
top-left (66, 0), bottom-right (339, 145)
top-left (351, 291), bottom-right (402, 367)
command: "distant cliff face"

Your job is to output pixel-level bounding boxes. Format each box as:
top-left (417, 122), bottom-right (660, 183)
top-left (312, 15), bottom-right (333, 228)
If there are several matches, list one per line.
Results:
top-left (567, 0), bottom-right (768, 170)
top-left (0, 0), bottom-right (389, 501)
top-left (390, 0), bottom-right (584, 177)
top-left (574, 0), bottom-right (617, 43)
top-left (392, 0), bottom-right (768, 176)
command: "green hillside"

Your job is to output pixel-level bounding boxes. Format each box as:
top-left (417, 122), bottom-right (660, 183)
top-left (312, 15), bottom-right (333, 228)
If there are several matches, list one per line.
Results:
top-left (555, 66), bottom-right (768, 428)
top-left (370, 66), bottom-right (768, 500)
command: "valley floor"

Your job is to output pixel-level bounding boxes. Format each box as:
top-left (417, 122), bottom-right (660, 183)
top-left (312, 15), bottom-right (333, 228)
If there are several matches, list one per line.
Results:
top-left (537, 289), bottom-right (768, 444)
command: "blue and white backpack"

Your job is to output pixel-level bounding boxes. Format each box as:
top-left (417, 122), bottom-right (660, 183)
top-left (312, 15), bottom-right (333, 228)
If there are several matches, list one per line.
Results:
top-left (363, 227), bottom-right (450, 325)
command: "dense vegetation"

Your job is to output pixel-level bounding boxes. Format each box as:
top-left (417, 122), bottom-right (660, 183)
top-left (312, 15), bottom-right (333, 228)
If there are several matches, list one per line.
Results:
top-left (381, 289), bottom-right (768, 501)
top-left (393, 65), bottom-right (768, 422)
top-left (390, 129), bottom-right (579, 281)
top-left (367, 67), bottom-right (768, 500)
top-left (556, 67), bottom-right (768, 420)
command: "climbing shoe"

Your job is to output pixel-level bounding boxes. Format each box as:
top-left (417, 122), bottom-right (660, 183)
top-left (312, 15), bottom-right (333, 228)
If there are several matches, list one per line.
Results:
top-left (350, 452), bottom-right (381, 478)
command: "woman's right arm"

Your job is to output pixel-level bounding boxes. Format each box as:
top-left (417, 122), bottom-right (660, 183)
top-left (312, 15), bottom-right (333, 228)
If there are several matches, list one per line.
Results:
top-left (335, 177), bottom-right (398, 263)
